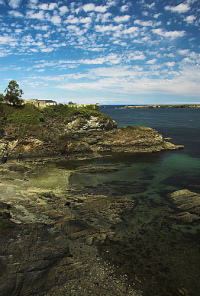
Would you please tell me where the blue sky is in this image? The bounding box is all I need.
[0,0,200,105]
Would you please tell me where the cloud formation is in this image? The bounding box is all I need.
[0,0,199,104]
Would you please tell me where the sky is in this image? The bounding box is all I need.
[0,0,200,105]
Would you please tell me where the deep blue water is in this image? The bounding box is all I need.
[100,105,200,158]
[68,106,200,296]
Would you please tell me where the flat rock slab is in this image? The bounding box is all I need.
[169,189,200,223]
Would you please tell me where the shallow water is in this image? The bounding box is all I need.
[61,107,200,295]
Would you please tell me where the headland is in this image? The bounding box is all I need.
[123,104,200,109]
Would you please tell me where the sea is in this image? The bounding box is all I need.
[67,106,200,296]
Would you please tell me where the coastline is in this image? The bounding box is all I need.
[0,161,141,296]
[123,104,200,109]
[0,107,189,296]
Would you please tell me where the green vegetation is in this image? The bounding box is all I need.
[43,103,109,120]
[4,80,23,106]
[0,93,4,102]
[0,102,112,141]
[1,103,44,125]
[0,103,110,125]
[120,126,143,131]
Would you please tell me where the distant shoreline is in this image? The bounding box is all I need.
[123,104,200,109]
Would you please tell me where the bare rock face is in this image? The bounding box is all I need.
[95,127,184,154]
[0,117,183,163]
[65,116,117,132]
[0,202,74,296]
[169,189,200,223]
[0,159,136,296]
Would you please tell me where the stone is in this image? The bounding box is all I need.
[0,224,72,296]
[169,189,200,223]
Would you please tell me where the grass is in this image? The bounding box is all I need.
[1,103,44,125]
[0,103,111,125]
[0,103,113,141]
[43,104,110,120]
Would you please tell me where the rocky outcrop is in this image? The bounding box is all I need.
[169,189,200,223]
[0,162,137,296]
[0,223,74,296]
[124,104,200,109]
[95,126,184,154]
[65,115,117,132]
[0,116,183,163]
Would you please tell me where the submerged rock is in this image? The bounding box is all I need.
[169,189,200,223]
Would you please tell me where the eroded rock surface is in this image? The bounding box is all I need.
[0,162,137,296]
[0,117,183,163]
[169,189,200,223]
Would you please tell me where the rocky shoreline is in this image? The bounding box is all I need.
[1,159,200,295]
[0,161,142,296]
[168,189,200,224]
[123,104,200,109]
[0,114,188,296]
[0,116,184,163]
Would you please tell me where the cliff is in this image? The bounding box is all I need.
[0,104,183,163]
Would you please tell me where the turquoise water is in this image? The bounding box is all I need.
[67,107,200,296]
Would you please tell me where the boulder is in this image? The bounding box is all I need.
[169,189,200,223]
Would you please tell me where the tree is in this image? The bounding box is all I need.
[4,80,24,106]
[0,93,4,103]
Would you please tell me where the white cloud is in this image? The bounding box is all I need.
[51,15,62,25]
[134,19,153,27]
[120,4,130,12]
[64,15,79,24]
[57,63,200,97]
[9,10,23,17]
[59,6,69,15]
[147,59,156,64]
[165,61,175,67]
[31,25,49,31]
[39,3,48,10]
[26,10,44,21]
[178,49,190,55]
[130,53,146,60]
[80,17,92,24]
[0,35,17,44]
[113,40,127,46]
[146,2,155,9]
[78,53,122,65]
[107,0,118,7]
[185,15,196,23]
[41,47,54,52]
[83,3,95,12]
[122,26,138,34]
[0,50,11,57]
[67,25,84,36]
[95,24,123,33]
[114,15,131,22]
[82,3,107,13]
[165,3,190,13]
[95,6,107,13]
[152,28,185,39]
[96,12,112,23]
[9,0,21,8]
[39,3,58,10]
[90,66,135,77]
[154,13,161,18]
[49,3,57,10]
